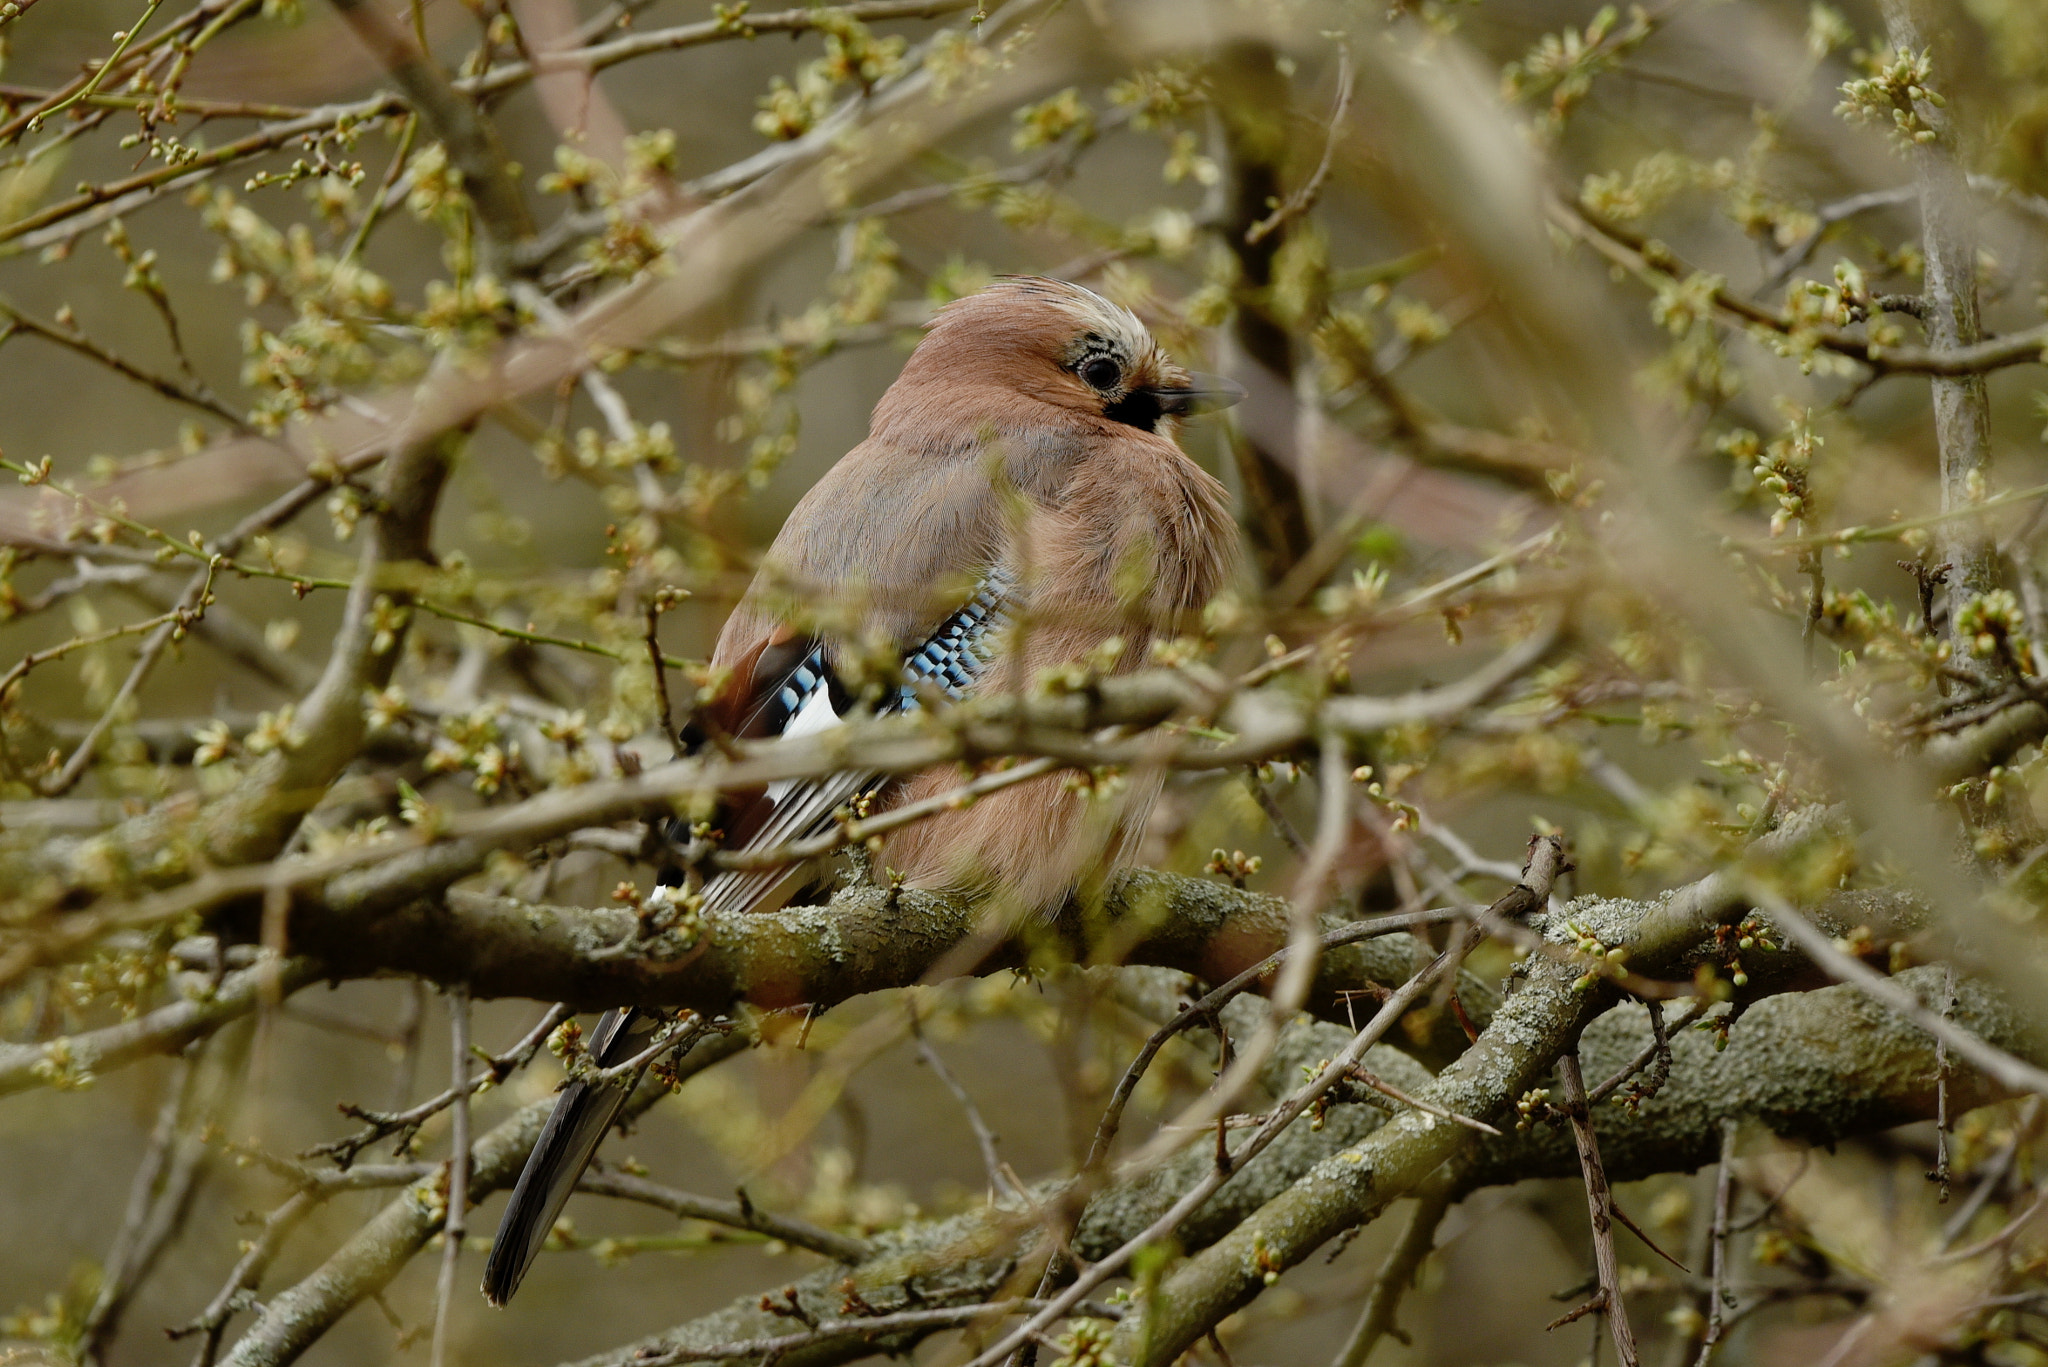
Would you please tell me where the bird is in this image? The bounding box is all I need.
[481,276,1242,1306]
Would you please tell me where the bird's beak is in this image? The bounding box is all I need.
[1145,373,1246,417]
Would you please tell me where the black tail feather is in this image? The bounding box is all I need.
[480,1008,647,1306]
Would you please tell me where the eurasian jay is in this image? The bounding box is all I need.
[481,277,1242,1305]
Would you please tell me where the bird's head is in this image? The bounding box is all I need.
[890,277,1243,434]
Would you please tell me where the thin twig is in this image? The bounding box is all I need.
[0,297,242,425]
[305,1002,567,1166]
[1934,1181,2048,1265]
[1245,767,1309,857]
[429,985,469,1367]
[578,1012,711,1086]
[1346,1066,1501,1136]
[1940,1096,2043,1249]
[1331,1185,1453,1367]
[1245,43,1353,245]
[1084,905,1470,1169]
[573,1170,873,1263]
[1587,999,1700,1106]
[1693,1119,1738,1367]
[1931,962,1956,1201]
[1557,1051,1640,1367]
[80,1033,235,1359]
[914,1015,1022,1203]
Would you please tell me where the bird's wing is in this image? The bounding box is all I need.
[696,563,1016,917]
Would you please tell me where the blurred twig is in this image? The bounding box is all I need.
[326,0,535,269]
[428,986,469,1367]
[1245,43,1352,246]
[1330,1182,1453,1367]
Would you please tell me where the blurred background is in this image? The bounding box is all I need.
[4,0,2048,1363]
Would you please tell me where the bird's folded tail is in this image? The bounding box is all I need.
[479,1007,650,1306]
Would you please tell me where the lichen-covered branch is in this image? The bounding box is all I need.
[568,959,2034,1367]
[0,957,319,1097]
[1108,812,1861,1364]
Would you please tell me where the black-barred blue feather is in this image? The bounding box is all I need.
[695,566,1014,918]
[896,564,1015,708]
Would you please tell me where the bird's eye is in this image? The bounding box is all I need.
[1080,356,1122,391]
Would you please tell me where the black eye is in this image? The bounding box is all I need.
[1080,356,1121,391]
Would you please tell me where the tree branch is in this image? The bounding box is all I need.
[0,957,319,1097]
[325,0,535,269]
[217,1033,748,1367]
[1881,0,1999,668]
[573,962,2035,1367]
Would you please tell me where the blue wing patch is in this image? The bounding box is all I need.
[894,564,1015,710]
[688,567,1017,916]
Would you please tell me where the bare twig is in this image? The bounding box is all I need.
[1934,1181,2048,1265]
[1940,1096,2042,1249]
[1245,768,1309,857]
[429,986,470,1367]
[573,1170,873,1262]
[914,1015,1022,1202]
[1587,999,1699,1106]
[1931,962,1956,1200]
[1330,1184,1453,1367]
[305,1002,567,1166]
[579,1011,710,1084]
[1346,1066,1501,1136]
[1557,1052,1640,1366]
[1684,1119,1740,1367]
[1245,44,1353,245]
[80,1027,247,1362]
[0,298,243,425]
